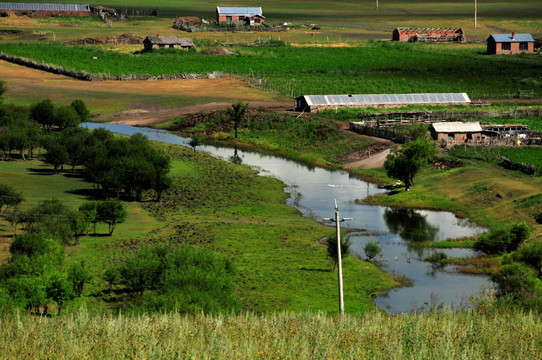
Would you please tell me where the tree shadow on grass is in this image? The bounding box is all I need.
[28,167,57,175]
[300,267,332,272]
[65,188,100,200]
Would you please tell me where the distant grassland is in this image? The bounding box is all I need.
[1,42,541,98]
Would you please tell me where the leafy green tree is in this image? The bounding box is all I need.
[384,139,438,191]
[5,275,48,313]
[189,136,203,152]
[0,183,23,215]
[46,273,74,315]
[325,234,351,271]
[226,102,248,139]
[96,199,127,236]
[61,127,91,171]
[103,267,119,294]
[10,232,64,266]
[30,99,56,131]
[43,141,69,173]
[68,210,89,245]
[491,262,541,302]
[70,99,91,123]
[364,241,383,261]
[54,105,80,130]
[68,261,92,297]
[120,247,166,295]
[79,201,98,235]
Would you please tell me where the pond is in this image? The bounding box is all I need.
[83,122,491,313]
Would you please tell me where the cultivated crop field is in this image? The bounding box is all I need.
[1,42,541,99]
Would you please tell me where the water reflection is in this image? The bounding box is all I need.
[230,146,243,165]
[384,208,439,243]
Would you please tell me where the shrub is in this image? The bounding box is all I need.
[535,211,542,224]
[474,222,530,254]
[425,251,448,262]
[364,241,382,261]
[490,263,541,303]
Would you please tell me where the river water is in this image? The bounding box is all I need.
[83,123,491,313]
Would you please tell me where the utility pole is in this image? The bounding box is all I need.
[323,200,352,315]
[474,0,477,28]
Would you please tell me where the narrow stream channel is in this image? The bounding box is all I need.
[83,123,492,313]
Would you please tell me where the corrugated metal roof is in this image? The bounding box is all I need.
[216,6,262,16]
[0,3,89,11]
[488,34,534,43]
[432,122,482,133]
[145,36,194,47]
[300,93,471,107]
[396,27,463,35]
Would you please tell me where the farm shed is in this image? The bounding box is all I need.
[143,36,195,52]
[0,2,90,16]
[296,93,471,113]
[487,33,535,54]
[431,122,482,143]
[392,28,465,42]
[216,6,264,26]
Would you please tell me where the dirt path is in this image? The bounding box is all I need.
[335,121,396,169]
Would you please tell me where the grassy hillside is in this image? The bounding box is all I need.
[1,308,541,359]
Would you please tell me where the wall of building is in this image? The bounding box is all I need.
[488,40,534,54]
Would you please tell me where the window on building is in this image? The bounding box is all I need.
[448,134,454,141]
[501,42,511,51]
[519,42,528,51]
[226,16,232,22]
[238,16,244,21]
[254,18,260,23]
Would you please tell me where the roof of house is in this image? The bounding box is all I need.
[432,122,482,133]
[487,34,534,43]
[144,36,194,47]
[0,2,89,11]
[216,6,262,16]
[298,93,471,107]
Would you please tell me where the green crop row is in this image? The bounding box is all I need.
[0,41,541,98]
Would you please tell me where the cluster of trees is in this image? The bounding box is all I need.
[103,246,238,314]
[40,128,171,200]
[6,198,127,242]
[0,82,171,201]
[0,232,92,315]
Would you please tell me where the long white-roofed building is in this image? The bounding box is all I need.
[296,93,471,113]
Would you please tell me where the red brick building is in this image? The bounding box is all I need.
[392,27,465,42]
[0,3,90,17]
[216,6,264,26]
[487,33,535,54]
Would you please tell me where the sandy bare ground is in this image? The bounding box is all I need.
[107,101,294,126]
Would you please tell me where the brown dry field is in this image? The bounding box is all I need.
[0,59,288,118]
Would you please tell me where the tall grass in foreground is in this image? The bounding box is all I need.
[1,308,541,359]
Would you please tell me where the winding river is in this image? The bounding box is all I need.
[83,123,491,313]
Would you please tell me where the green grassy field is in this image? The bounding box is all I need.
[1,308,541,359]
[1,42,540,99]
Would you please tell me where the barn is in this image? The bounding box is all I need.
[0,2,90,17]
[296,93,471,113]
[430,122,483,143]
[487,33,535,54]
[392,28,465,42]
[216,6,264,26]
[143,36,195,52]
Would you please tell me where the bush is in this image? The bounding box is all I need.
[425,251,448,262]
[474,222,530,254]
[491,262,542,303]
[364,241,382,261]
[535,211,542,224]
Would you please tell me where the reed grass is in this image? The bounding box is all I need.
[1,307,541,359]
